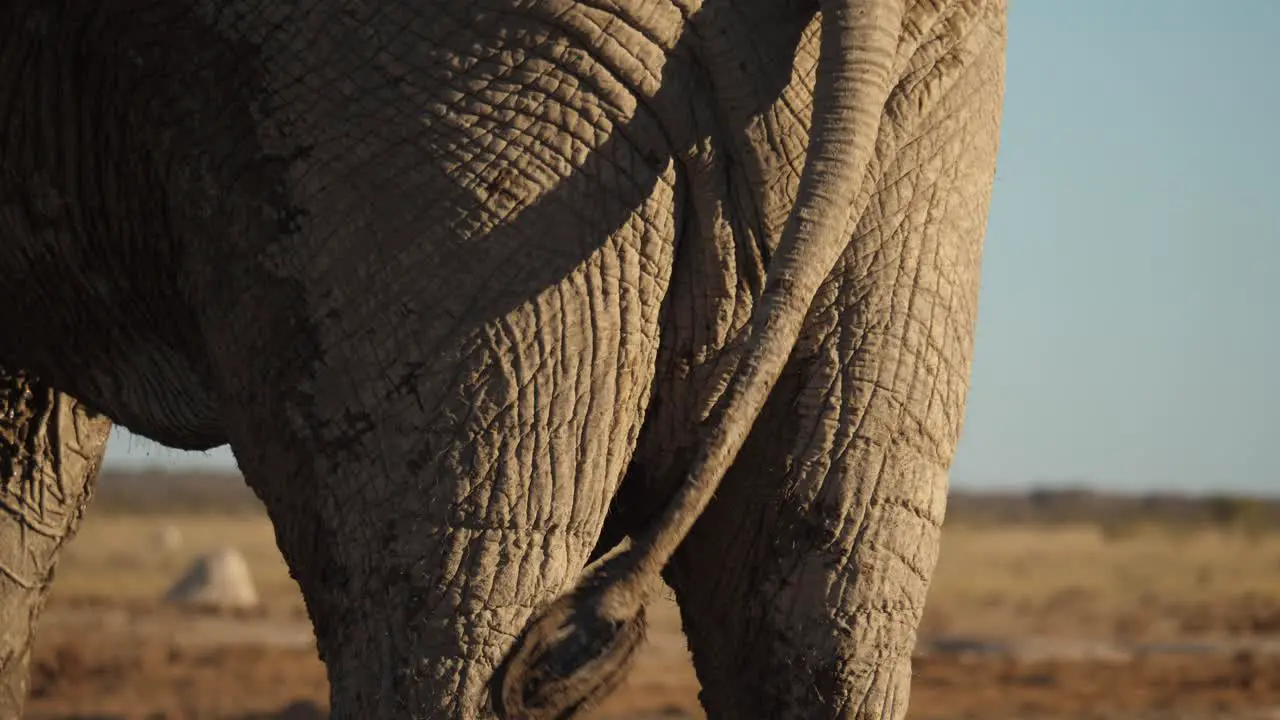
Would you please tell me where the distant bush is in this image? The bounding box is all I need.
[1204,494,1265,528]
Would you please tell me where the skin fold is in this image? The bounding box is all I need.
[0,1,1005,718]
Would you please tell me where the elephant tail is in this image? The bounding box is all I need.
[494,1,904,717]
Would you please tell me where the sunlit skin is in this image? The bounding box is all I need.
[0,1,1005,717]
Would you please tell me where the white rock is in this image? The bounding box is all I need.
[155,524,184,552]
[164,547,260,610]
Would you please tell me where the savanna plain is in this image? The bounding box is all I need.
[25,472,1280,720]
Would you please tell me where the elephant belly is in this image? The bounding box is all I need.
[73,340,227,451]
[0,254,228,454]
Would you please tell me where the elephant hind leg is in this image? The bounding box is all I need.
[0,371,111,717]
[666,386,953,719]
[668,10,1005,714]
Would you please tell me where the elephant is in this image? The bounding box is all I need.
[0,0,1006,718]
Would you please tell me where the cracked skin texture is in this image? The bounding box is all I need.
[0,371,110,719]
[0,1,1004,718]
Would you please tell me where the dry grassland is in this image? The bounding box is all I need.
[24,513,1280,719]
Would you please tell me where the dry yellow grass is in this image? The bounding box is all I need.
[53,514,695,609]
[52,514,301,607]
[54,514,1280,633]
[30,513,1280,719]
[935,524,1280,601]
[923,524,1280,640]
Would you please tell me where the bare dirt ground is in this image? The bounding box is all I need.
[25,514,1280,719]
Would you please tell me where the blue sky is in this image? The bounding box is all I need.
[106,1,1279,496]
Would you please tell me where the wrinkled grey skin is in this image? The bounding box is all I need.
[0,0,1005,718]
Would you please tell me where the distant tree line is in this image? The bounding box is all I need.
[89,470,1280,532]
[92,469,266,515]
[946,487,1279,533]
